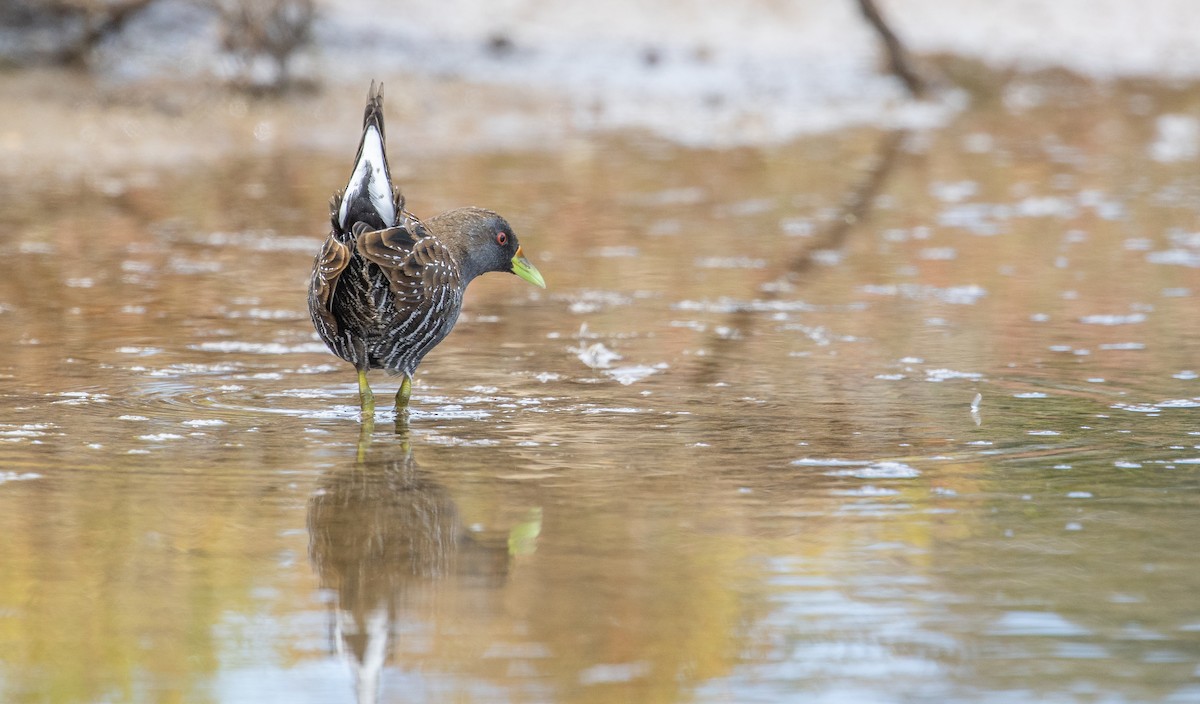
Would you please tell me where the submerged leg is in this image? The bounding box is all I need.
[393,410,411,443]
[356,412,375,463]
[394,374,412,414]
[357,369,375,418]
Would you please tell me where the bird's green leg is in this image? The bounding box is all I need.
[395,374,412,414]
[357,369,375,418]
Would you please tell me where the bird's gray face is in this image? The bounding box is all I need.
[451,210,545,288]
[465,214,519,274]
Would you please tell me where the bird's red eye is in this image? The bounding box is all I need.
[496,232,508,246]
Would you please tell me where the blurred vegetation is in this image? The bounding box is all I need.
[0,0,931,97]
[0,0,156,66]
[0,0,315,92]
[210,0,315,92]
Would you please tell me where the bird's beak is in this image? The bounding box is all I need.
[511,245,546,288]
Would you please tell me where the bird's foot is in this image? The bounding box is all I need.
[357,369,375,420]
[394,375,412,415]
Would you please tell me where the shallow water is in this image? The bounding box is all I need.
[2,73,1200,703]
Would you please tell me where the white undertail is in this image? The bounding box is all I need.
[337,124,396,229]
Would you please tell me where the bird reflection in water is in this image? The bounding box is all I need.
[307,422,541,703]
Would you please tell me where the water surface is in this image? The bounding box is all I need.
[1,72,1199,703]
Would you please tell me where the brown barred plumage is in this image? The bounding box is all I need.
[308,83,545,416]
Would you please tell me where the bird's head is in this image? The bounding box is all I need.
[430,207,545,288]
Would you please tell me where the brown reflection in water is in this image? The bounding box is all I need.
[0,65,1199,703]
[308,424,531,702]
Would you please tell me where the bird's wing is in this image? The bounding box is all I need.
[308,232,352,335]
[337,82,399,231]
[355,225,459,311]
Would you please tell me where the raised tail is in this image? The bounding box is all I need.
[336,81,397,232]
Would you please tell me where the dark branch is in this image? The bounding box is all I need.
[857,0,926,99]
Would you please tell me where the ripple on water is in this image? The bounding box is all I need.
[141,362,245,378]
[1111,403,1164,414]
[694,256,768,269]
[220,308,308,321]
[188,341,330,354]
[861,283,987,305]
[423,434,502,447]
[267,388,343,400]
[924,368,984,383]
[1079,313,1147,325]
[791,458,921,479]
[572,342,622,370]
[408,406,493,421]
[1155,398,1200,408]
[193,231,320,252]
[115,346,163,356]
[831,485,901,497]
[1148,249,1200,267]
[113,374,337,424]
[559,290,635,315]
[181,419,228,428]
[138,433,186,443]
[605,364,665,385]
[0,423,54,442]
[587,246,639,258]
[673,298,819,314]
[986,611,1092,637]
[51,391,111,406]
[832,462,921,479]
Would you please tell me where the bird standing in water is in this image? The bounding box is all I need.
[308,83,545,417]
